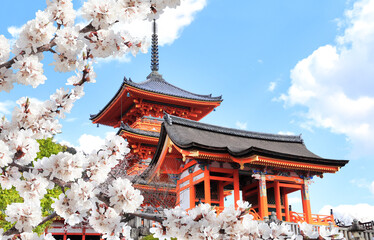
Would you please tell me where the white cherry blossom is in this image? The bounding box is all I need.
[52,193,85,226]
[0,35,10,63]
[108,178,143,213]
[0,140,14,167]
[12,55,47,88]
[46,0,76,26]
[0,167,21,190]
[81,0,118,29]
[12,10,56,55]
[36,152,84,182]
[15,171,52,201]
[55,26,83,58]
[5,202,42,232]
[0,67,15,92]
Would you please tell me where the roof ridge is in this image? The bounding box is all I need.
[123,72,222,101]
[164,114,303,143]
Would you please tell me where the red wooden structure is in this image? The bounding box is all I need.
[141,114,348,225]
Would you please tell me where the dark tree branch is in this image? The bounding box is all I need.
[4,212,58,236]
[126,212,164,223]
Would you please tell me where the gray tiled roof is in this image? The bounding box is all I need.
[124,72,222,102]
[159,114,349,166]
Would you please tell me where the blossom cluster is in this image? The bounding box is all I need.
[151,201,345,240]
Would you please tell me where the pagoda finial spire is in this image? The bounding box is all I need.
[151,19,159,72]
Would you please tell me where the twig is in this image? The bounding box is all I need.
[4,212,58,236]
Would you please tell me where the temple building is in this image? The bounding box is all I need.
[88,20,349,225]
[140,114,348,224]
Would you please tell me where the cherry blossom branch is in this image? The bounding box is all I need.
[3,212,58,236]
[126,212,164,223]
[0,21,98,70]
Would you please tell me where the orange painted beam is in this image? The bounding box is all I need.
[243,182,258,192]
[265,175,303,183]
[180,160,198,173]
[210,176,234,182]
[148,136,171,182]
[243,188,258,197]
[177,169,204,186]
[279,183,303,189]
[256,156,340,173]
[210,167,235,174]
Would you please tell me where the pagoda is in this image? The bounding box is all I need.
[90,20,222,207]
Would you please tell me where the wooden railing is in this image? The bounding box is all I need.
[311,213,335,225]
[290,211,306,223]
[249,208,261,220]
[289,211,335,225]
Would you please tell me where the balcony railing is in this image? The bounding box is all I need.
[290,211,335,225]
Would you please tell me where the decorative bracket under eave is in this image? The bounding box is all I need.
[231,155,259,169]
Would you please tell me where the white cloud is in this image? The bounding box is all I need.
[7,25,23,46]
[236,121,247,130]
[268,81,277,92]
[351,178,374,195]
[278,131,295,136]
[0,100,15,115]
[280,0,374,155]
[107,0,206,62]
[65,118,77,122]
[77,131,116,154]
[319,204,374,225]
[8,25,23,39]
[257,59,263,64]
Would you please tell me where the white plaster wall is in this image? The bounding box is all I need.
[180,188,190,210]
[193,172,204,182]
[179,179,189,188]
[180,168,190,179]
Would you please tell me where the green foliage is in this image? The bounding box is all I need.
[142,235,177,240]
[0,187,23,231]
[0,138,65,233]
[142,235,159,240]
[36,138,66,160]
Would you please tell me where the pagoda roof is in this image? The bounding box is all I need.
[117,122,160,138]
[90,72,222,127]
[147,114,349,170]
[125,72,222,102]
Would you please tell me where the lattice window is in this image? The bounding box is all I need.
[195,182,205,200]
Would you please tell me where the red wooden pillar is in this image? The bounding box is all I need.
[189,174,195,208]
[274,181,282,220]
[301,179,312,223]
[233,169,240,209]
[204,168,211,205]
[82,227,86,240]
[218,181,224,207]
[176,184,180,206]
[284,193,290,222]
[258,174,268,219]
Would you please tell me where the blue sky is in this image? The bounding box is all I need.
[1,0,374,222]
